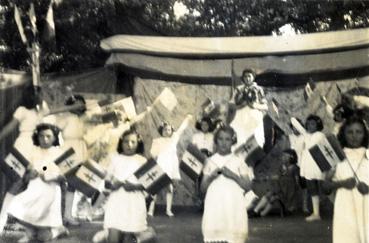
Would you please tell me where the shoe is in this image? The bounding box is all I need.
[65,218,81,226]
[166,211,174,217]
[17,235,33,243]
[92,229,108,243]
[305,214,321,222]
[147,212,154,217]
[51,226,70,239]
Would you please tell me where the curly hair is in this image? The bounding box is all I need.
[213,125,237,146]
[32,123,61,147]
[337,117,369,148]
[158,122,174,137]
[305,114,324,132]
[117,128,145,155]
[195,117,215,133]
[65,94,87,114]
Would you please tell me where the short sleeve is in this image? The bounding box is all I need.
[13,106,27,122]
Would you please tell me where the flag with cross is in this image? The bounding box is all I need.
[309,134,346,172]
[54,147,80,175]
[67,160,107,198]
[1,147,30,181]
[234,134,266,166]
[134,158,172,195]
[180,143,207,182]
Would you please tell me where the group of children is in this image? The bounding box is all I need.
[0,68,368,243]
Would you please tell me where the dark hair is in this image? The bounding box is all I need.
[333,104,354,121]
[65,94,87,114]
[213,125,237,145]
[282,149,298,165]
[337,117,369,148]
[23,85,43,109]
[158,122,174,136]
[305,114,324,132]
[195,117,215,133]
[242,69,256,79]
[32,123,61,147]
[117,128,144,154]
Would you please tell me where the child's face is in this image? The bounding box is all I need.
[121,133,139,155]
[38,129,56,149]
[333,108,344,122]
[162,125,173,137]
[242,72,254,86]
[200,121,210,132]
[344,122,365,148]
[216,130,233,155]
[306,119,318,133]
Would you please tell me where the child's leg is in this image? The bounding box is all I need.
[166,184,174,217]
[254,192,272,213]
[147,195,157,216]
[260,202,273,216]
[64,189,80,225]
[305,180,320,221]
[108,228,122,243]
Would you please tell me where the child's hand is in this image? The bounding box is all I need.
[27,169,39,180]
[221,167,236,180]
[122,181,143,192]
[340,177,356,189]
[357,181,369,195]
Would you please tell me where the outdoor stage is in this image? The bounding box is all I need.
[1,209,332,243]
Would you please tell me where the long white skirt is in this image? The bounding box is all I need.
[8,178,63,228]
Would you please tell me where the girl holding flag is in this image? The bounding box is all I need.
[325,117,369,243]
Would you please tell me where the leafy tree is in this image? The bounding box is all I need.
[0,0,368,72]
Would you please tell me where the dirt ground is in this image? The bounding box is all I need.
[0,209,332,243]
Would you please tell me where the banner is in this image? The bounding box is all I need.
[54,147,80,175]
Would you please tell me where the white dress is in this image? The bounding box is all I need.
[8,146,63,228]
[333,148,369,243]
[104,153,147,233]
[191,132,214,155]
[150,136,181,180]
[202,153,251,243]
[299,131,325,180]
[289,134,304,167]
[13,104,54,160]
[57,113,88,163]
[230,105,265,152]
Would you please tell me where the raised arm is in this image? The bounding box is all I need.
[0,119,19,142]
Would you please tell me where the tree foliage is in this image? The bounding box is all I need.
[0,0,368,73]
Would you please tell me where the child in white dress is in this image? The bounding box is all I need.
[148,116,192,217]
[201,126,252,243]
[192,117,215,157]
[104,128,148,243]
[324,117,369,243]
[7,123,66,243]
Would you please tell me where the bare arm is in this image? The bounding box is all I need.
[222,167,252,192]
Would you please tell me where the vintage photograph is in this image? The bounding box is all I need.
[0,0,368,242]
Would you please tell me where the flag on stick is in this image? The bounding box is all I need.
[153,87,178,112]
[54,147,81,175]
[67,160,107,198]
[43,0,56,46]
[309,134,345,172]
[134,158,172,195]
[14,5,27,44]
[234,134,265,166]
[180,144,207,181]
[1,147,30,181]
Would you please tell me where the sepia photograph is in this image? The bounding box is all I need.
[0,0,368,242]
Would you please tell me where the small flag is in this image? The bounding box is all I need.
[14,5,27,44]
[201,98,219,119]
[155,88,178,112]
[304,82,314,100]
[271,98,279,117]
[134,158,172,195]
[28,3,37,35]
[1,147,30,181]
[234,134,265,166]
[180,144,207,181]
[100,97,137,121]
[309,134,346,172]
[43,0,55,45]
[67,160,107,198]
[54,147,80,175]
